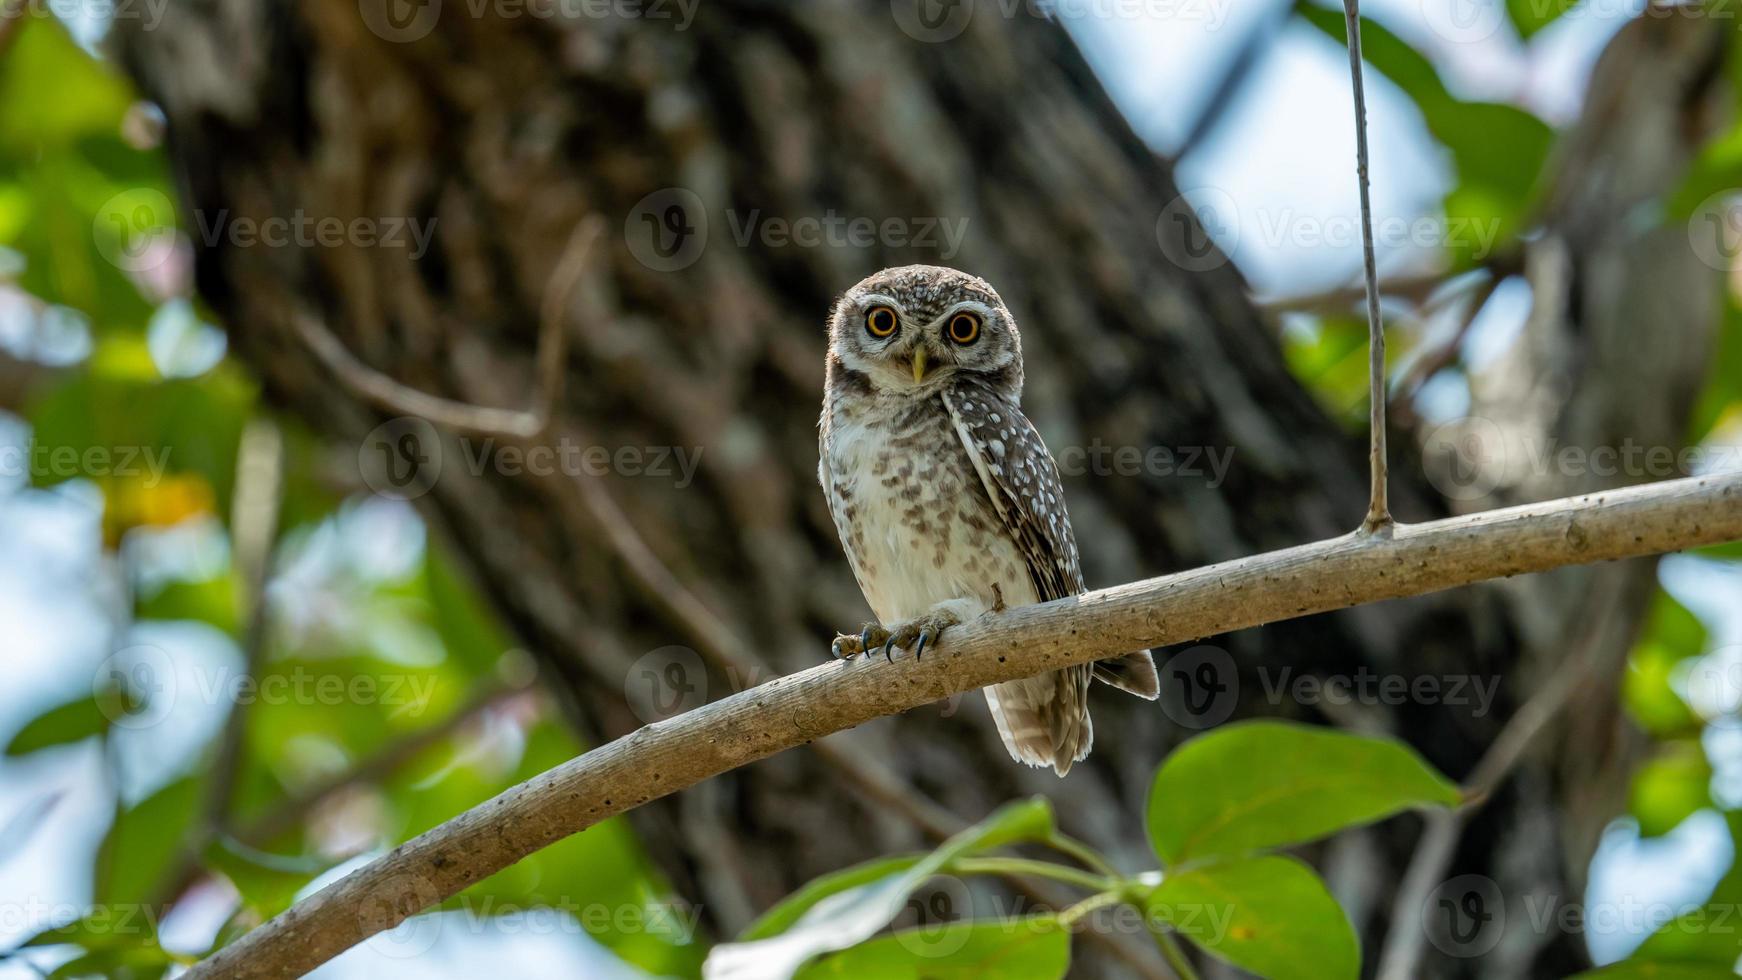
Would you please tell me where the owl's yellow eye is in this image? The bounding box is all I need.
[946,312,981,346]
[865,306,899,338]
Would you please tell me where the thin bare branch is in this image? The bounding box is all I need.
[184,472,1742,979]
[291,216,603,439]
[1342,0,1392,532]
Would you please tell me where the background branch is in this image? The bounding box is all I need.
[185,472,1742,979]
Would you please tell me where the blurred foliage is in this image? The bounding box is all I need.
[0,15,697,979]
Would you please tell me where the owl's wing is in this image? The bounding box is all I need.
[942,386,1160,704]
[939,388,1084,602]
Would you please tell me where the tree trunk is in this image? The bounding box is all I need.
[112,3,1725,975]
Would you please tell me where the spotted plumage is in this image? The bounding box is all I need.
[818,265,1158,776]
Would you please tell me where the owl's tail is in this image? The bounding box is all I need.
[985,653,1159,777]
[985,666,1093,777]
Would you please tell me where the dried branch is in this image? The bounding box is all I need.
[291,217,602,439]
[1341,0,1392,533]
[184,472,1742,979]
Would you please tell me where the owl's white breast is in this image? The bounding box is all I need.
[821,394,1038,625]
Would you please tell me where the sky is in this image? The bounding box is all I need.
[0,0,1732,976]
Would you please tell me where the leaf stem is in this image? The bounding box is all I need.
[1152,928,1203,980]
[945,856,1118,893]
[1042,831,1120,880]
[1057,889,1126,929]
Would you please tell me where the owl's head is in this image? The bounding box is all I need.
[828,265,1023,396]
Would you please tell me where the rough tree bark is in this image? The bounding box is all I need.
[111,3,1726,976]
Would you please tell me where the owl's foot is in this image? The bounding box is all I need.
[879,608,962,663]
[831,623,891,660]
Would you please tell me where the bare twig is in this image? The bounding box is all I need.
[202,417,285,831]
[1393,272,1501,418]
[1374,573,1623,980]
[155,419,285,908]
[1342,0,1392,532]
[183,472,1742,979]
[292,217,603,439]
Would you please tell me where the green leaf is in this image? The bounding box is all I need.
[1625,590,1710,737]
[96,776,200,908]
[712,798,1056,977]
[45,943,173,980]
[5,694,112,755]
[1629,742,1713,838]
[1147,721,1459,864]
[1505,0,1577,39]
[794,917,1069,979]
[1148,855,1359,980]
[742,856,928,942]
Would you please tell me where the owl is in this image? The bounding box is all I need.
[818,265,1159,776]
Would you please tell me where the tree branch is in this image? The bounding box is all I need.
[185,471,1742,979]
[290,217,601,439]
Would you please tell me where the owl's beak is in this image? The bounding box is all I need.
[910,348,929,383]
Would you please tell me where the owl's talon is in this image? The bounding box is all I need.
[832,623,890,660]
[882,636,897,663]
[914,629,931,660]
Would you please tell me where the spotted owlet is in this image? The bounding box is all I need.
[818,265,1159,776]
